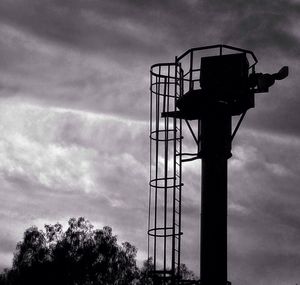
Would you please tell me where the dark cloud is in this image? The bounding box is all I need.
[0,0,169,58]
[1,0,297,58]
[226,128,300,284]
[209,0,300,54]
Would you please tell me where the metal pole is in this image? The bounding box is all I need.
[200,102,231,285]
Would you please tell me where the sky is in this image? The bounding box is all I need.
[0,0,299,284]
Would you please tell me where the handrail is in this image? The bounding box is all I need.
[176,44,258,65]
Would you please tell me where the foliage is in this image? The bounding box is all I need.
[0,217,197,284]
[179,263,197,281]
[138,257,154,285]
[138,257,197,284]
[0,217,139,285]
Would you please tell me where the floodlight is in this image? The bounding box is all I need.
[249,66,289,93]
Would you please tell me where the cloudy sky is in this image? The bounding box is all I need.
[0,0,299,284]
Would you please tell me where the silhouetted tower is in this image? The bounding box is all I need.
[148,45,288,285]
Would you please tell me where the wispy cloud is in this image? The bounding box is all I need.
[0,100,149,269]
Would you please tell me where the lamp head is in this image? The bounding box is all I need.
[273,66,289,80]
[249,66,289,93]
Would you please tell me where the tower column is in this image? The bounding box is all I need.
[200,102,232,285]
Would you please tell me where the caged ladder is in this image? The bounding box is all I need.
[148,62,184,284]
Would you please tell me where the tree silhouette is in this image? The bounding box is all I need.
[139,257,154,284]
[138,257,197,284]
[0,217,139,285]
[0,217,197,284]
